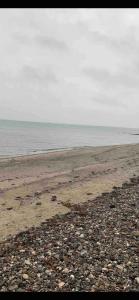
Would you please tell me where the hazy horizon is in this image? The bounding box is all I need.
[0,9,139,128]
[0,117,139,130]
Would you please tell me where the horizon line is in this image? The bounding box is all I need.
[0,118,138,130]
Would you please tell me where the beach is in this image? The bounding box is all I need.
[0,143,139,292]
[0,143,139,242]
[1,8,139,292]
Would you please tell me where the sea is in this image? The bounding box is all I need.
[0,119,139,157]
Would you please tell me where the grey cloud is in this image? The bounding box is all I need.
[21,65,58,83]
[84,27,138,55]
[1,9,139,128]
[13,32,68,51]
[34,35,68,51]
[91,93,127,109]
[83,68,110,82]
[83,67,139,89]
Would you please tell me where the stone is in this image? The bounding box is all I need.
[22,274,29,280]
[96,242,101,246]
[70,224,74,229]
[127,261,132,266]
[9,276,15,281]
[17,288,24,292]
[45,270,52,276]
[89,274,95,279]
[102,267,108,272]
[70,274,75,280]
[80,250,87,257]
[51,195,57,202]
[62,268,69,274]
[80,234,84,238]
[133,231,139,237]
[75,231,80,236]
[116,265,124,271]
[107,263,112,268]
[25,259,31,265]
[9,284,18,291]
[58,281,65,288]
[110,204,115,208]
[1,287,7,292]
[135,277,139,284]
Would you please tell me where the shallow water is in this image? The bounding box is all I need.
[0,119,138,156]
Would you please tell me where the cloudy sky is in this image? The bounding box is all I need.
[0,8,139,128]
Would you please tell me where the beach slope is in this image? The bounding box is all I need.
[0,143,139,241]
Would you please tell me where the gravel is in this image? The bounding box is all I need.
[0,176,139,292]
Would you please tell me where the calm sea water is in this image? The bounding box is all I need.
[0,119,139,156]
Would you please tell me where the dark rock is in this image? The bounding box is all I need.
[51,195,57,202]
[109,204,116,208]
[34,191,41,196]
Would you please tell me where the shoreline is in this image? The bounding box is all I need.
[0,143,139,242]
[0,142,139,160]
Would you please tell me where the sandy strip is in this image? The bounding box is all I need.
[0,143,139,241]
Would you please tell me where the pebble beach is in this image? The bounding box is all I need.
[0,176,139,292]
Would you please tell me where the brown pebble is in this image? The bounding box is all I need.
[58,281,65,288]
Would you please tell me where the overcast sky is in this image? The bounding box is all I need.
[0,9,139,128]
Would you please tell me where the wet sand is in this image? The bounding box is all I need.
[0,143,139,241]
